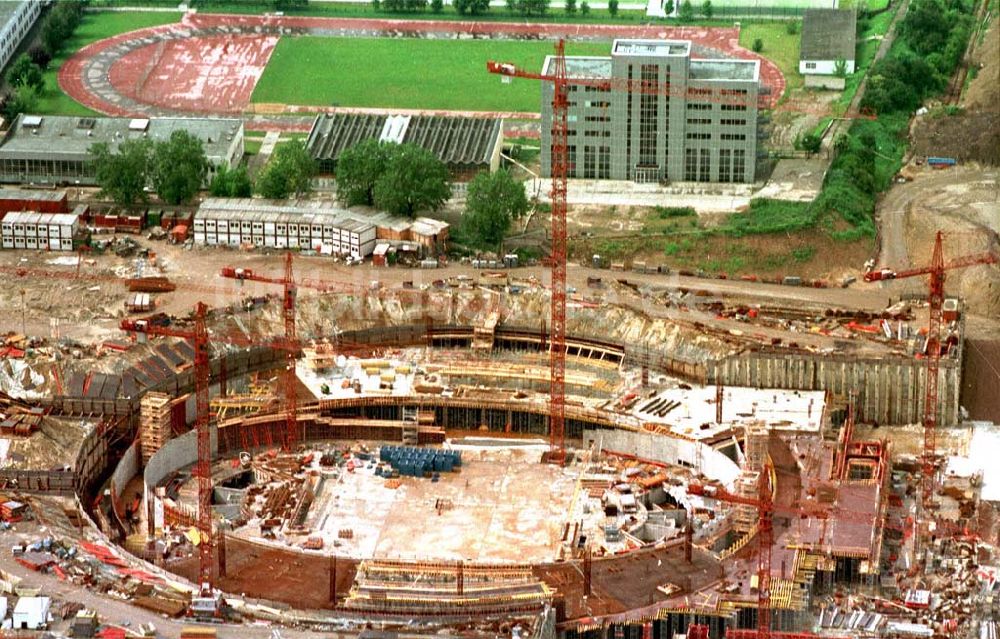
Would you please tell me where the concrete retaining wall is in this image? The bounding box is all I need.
[584,428,741,488]
[111,441,139,499]
[143,424,219,529]
[707,351,960,426]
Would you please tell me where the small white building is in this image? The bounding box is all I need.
[0,211,80,251]
[799,9,857,82]
[12,596,50,630]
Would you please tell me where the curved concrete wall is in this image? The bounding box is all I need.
[585,427,741,488]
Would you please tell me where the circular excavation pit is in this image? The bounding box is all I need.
[170,436,691,565]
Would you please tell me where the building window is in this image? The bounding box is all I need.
[720,119,747,126]
[598,146,611,179]
[687,103,712,111]
[637,64,659,167]
[583,146,596,179]
[719,149,731,183]
[720,133,747,141]
[684,149,698,181]
[686,132,711,140]
[721,104,747,112]
[805,62,817,70]
[699,149,710,182]
[733,149,746,181]
[686,118,711,125]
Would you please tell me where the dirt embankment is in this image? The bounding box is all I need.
[910,18,1000,164]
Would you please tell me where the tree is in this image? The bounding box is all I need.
[41,12,71,56]
[27,46,51,70]
[336,139,394,206]
[679,0,694,20]
[91,139,154,208]
[785,20,799,35]
[566,0,576,13]
[1,86,38,123]
[581,0,590,14]
[372,145,450,217]
[431,0,444,12]
[462,169,528,254]
[255,140,317,199]
[795,133,822,154]
[273,0,309,9]
[5,55,43,91]
[608,0,619,15]
[752,38,764,52]
[151,130,209,205]
[209,165,253,198]
[701,0,712,18]
[372,0,381,10]
[455,0,490,12]
[663,0,674,15]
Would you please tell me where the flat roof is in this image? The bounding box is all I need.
[632,385,826,440]
[689,59,760,82]
[0,114,242,162]
[1,211,78,226]
[800,9,858,62]
[543,55,612,79]
[0,188,66,202]
[612,39,691,57]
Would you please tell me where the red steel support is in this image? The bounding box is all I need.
[548,39,569,464]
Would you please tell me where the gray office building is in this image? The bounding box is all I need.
[540,39,760,184]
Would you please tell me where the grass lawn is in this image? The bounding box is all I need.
[738,22,802,93]
[252,37,609,111]
[34,11,183,116]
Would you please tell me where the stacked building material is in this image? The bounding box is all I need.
[140,393,172,463]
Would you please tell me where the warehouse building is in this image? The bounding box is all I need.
[540,39,760,184]
[0,1,42,76]
[0,114,244,186]
[193,199,377,258]
[1,211,81,251]
[799,9,857,88]
[306,113,504,179]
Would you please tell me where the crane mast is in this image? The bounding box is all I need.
[864,231,998,510]
[548,40,569,464]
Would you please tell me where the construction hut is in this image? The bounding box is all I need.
[306,113,504,180]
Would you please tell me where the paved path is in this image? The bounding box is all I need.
[59,11,784,129]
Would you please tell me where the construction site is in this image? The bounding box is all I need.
[0,206,996,639]
[0,3,997,639]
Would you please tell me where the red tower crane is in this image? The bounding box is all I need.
[220,252,300,450]
[864,231,998,507]
[121,303,216,595]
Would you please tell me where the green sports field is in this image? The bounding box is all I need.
[251,37,611,112]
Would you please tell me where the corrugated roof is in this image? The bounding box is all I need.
[0,211,78,225]
[306,113,502,168]
[800,9,857,62]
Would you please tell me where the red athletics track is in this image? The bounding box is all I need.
[59,13,784,121]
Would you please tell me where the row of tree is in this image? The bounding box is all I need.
[369,0,720,18]
[1,1,88,122]
[90,131,210,207]
[93,132,527,255]
[335,140,528,252]
[90,134,320,205]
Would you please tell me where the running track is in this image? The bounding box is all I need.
[59,12,784,131]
